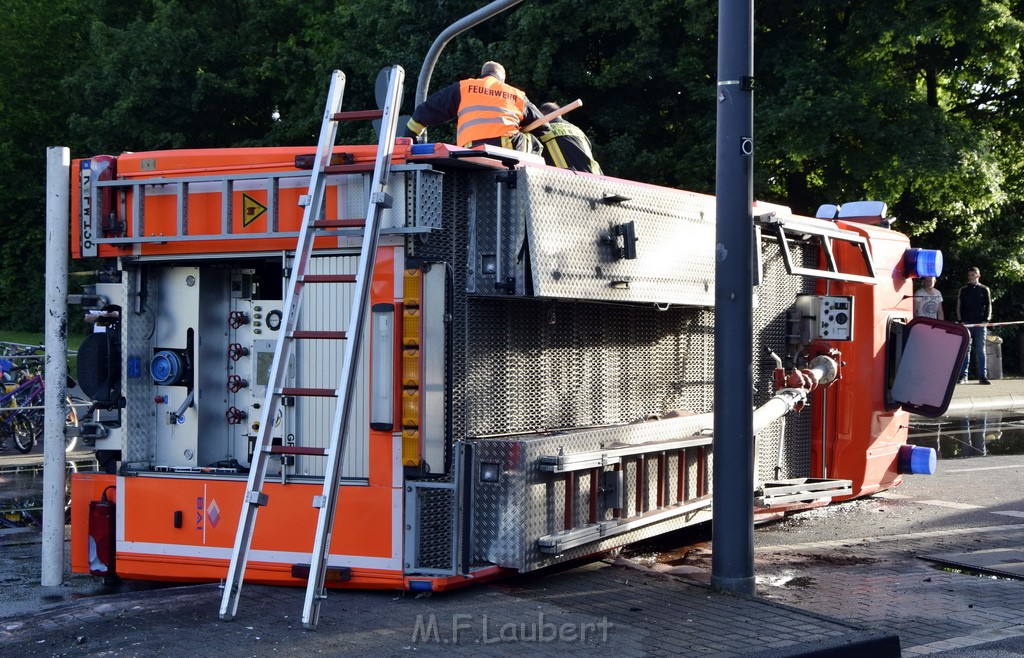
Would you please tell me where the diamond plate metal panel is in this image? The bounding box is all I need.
[467,167,717,305]
[122,267,158,466]
[409,164,817,572]
[464,175,501,295]
[753,239,816,482]
[470,414,715,571]
[462,299,712,437]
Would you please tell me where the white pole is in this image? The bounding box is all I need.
[43,146,70,586]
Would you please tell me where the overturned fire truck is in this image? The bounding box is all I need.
[62,64,967,626]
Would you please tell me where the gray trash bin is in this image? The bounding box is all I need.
[986,334,1003,380]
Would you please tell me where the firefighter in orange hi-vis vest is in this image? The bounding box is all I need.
[402,61,550,152]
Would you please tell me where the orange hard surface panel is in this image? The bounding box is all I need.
[69,472,117,574]
[119,477,395,559]
[136,186,314,236]
[811,221,912,497]
[114,146,389,176]
[367,248,399,484]
[71,144,413,259]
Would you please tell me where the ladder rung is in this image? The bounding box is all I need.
[269,445,326,456]
[299,274,357,284]
[280,387,337,397]
[312,219,365,229]
[290,330,347,340]
[332,109,384,122]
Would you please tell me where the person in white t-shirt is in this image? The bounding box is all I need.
[914,276,944,319]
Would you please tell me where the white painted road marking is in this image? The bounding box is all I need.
[903,624,1024,655]
[946,464,1024,473]
[916,499,982,510]
[759,523,1024,552]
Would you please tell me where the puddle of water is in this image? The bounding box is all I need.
[619,526,711,567]
[930,564,1020,581]
[908,411,1024,459]
[769,575,816,588]
[68,577,177,601]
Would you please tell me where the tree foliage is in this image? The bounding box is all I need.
[1,0,1023,332]
[0,0,91,330]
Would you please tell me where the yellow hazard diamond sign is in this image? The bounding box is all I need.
[242,194,267,227]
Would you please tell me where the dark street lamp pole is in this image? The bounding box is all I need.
[711,0,756,596]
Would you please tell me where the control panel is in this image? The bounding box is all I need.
[795,294,855,342]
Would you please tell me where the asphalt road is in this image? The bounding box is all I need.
[756,452,1024,548]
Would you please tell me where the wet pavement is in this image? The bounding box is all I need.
[939,376,1024,415]
[752,490,1024,656]
[908,411,1024,459]
[1,379,1024,656]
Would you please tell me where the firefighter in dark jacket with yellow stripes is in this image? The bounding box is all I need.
[537,102,603,174]
[402,61,549,152]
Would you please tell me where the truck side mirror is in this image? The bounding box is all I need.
[889,317,969,417]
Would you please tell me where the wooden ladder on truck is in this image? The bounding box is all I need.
[218,65,405,628]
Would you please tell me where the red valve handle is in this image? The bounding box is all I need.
[227,375,248,393]
[228,343,250,361]
[228,311,249,329]
[225,406,247,424]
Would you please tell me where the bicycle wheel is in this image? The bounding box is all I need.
[11,414,35,454]
[0,383,18,451]
[65,396,79,453]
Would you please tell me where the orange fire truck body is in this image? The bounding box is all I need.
[65,140,960,591]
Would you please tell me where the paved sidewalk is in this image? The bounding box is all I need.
[945,376,1024,414]
[1,380,1021,656]
[9,516,1024,657]
[0,531,896,657]
[756,522,1024,656]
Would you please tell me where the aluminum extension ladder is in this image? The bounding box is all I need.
[218,65,405,629]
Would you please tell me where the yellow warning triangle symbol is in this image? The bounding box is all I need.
[242,193,267,227]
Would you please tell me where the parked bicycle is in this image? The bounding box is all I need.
[0,348,82,454]
[0,461,78,525]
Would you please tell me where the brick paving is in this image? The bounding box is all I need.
[2,381,1023,655]
[0,548,891,657]
[754,523,1024,655]
[2,518,1019,657]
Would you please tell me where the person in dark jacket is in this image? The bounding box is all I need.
[536,102,603,174]
[401,61,549,152]
[956,266,993,384]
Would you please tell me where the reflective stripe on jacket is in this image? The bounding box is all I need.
[540,119,602,174]
[456,77,526,146]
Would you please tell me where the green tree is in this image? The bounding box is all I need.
[65,0,312,152]
[4,0,1024,344]
[755,1,1024,285]
[0,0,92,331]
